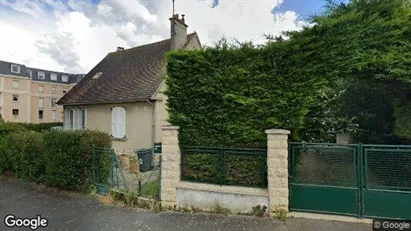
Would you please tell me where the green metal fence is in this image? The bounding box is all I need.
[362,144,411,219]
[289,142,411,220]
[92,147,128,195]
[180,146,267,188]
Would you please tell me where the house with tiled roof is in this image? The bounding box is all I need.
[58,14,201,153]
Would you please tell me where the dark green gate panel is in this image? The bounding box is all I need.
[363,190,411,220]
[363,146,411,220]
[290,184,358,216]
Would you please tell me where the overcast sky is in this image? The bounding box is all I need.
[0,0,329,74]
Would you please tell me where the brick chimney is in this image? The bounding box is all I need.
[170,14,188,50]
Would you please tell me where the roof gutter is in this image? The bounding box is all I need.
[58,98,150,106]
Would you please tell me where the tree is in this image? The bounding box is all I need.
[281,0,411,143]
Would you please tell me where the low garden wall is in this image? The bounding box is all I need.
[160,125,290,215]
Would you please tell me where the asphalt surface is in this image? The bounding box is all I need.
[0,176,371,231]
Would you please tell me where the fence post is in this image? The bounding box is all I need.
[160,125,181,208]
[265,129,290,215]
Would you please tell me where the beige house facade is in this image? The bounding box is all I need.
[0,60,82,123]
[59,14,201,153]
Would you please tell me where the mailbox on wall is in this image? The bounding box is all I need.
[154,142,162,154]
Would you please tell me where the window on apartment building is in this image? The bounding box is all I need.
[38,85,44,93]
[39,110,44,120]
[51,98,57,107]
[39,98,44,108]
[12,109,19,116]
[38,72,45,79]
[111,107,126,138]
[52,86,56,94]
[10,64,20,74]
[50,73,57,81]
[12,80,19,89]
[12,94,19,102]
[52,110,57,121]
[27,70,32,78]
[62,75,69,82]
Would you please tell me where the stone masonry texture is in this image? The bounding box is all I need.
[265,129,291,213]
[161,126,180,207]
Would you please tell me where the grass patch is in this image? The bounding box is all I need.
[139,179,160,198]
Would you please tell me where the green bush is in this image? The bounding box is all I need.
[182,152,267,187]
[43,130,111,192]
[0,131,45,180]
[0,122,27,136]
[0,129,111,193]
[166,42,324,147]
[15,122,63,132]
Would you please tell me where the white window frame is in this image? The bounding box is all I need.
[12,94,19,102]
[69,109,74,129]
[50,73,57,81]
[12,80,19,89]
[51,98,57,108]
[27,70,32,78]
[39,98,44,108]
[11,64,20,74]
[62,75,69,82]
[38,110,44,120]
[38,72,46,79]
[38,85,44,93]
[12,109,19,117]
[80,109,87,129]
[111,107,126,139]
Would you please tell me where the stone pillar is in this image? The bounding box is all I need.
[265,129,290,214]
[160,125,181,207]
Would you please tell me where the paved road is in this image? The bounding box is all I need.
[0,176,370,231]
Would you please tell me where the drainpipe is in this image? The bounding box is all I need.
[146,99,155,153]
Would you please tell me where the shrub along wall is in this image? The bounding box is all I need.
[0,130,111,193]
[166,42,326,147]
[16,122,64,132]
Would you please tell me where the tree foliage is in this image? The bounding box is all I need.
[166,0,411,146]
[166,40,326,147]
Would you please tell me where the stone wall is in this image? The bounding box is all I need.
[115,149,139,174]
[160,126,290,215]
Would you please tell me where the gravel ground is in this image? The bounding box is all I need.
[0,176,371,231]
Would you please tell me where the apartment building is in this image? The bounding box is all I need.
[0,60,83,123]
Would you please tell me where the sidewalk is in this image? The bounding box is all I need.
[0,177,371,231]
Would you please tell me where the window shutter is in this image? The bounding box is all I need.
[82,109,87,129]
[112,107,118,138]
[119,107,126,138]
[75,109,82,130]
[63,109,69,129]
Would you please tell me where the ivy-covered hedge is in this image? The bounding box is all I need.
[0,130,111,192]
[166,43,325,147]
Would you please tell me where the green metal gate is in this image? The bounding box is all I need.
[362,145,411,219]
[92,147,128,195]
[289,143,360,217]
[289,142,411,219]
